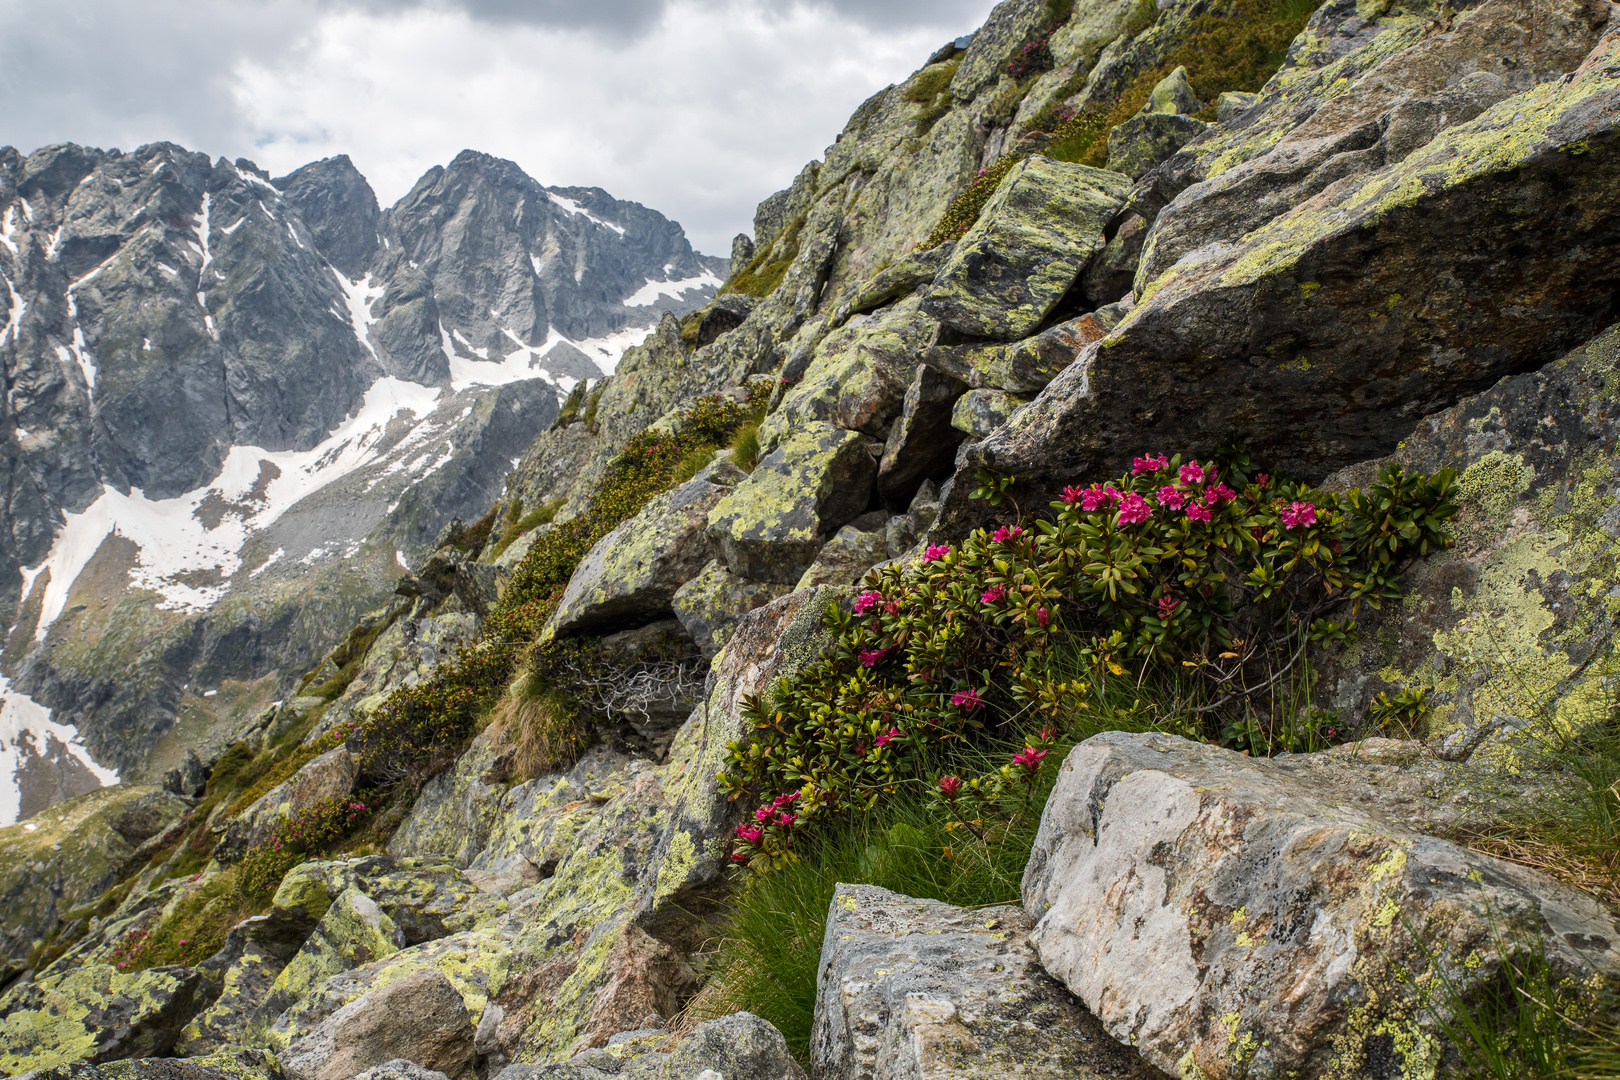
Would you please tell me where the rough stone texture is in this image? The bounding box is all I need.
[0,963,207,1072]
[0,784,188,984]
[707,423,878,584]
[1105,113,1211,179]
[541,467,742,642]
[671,560,792,660]
[1314,322,1620,758]
[925,313,1108,395]
[351,1063,450,1080]
[811,883,1158,1080]
[922,156,1130,340]
[1023,731,1620,1080]
[16,1048,286,1080]
[262,885,406,1020]
[280,968,475,1080]
[834,245,953,321]
[214,747,357,860]
[950,389,1025,439]
[491,1012,804,1080]
[876,366,968,509]
[794,524,891,591]
[943,7,1620,529]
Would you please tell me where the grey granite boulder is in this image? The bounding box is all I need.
[280,968,475,1080]
[352,1062,451,1080]
[16,1049,286,1080]
[811,883,1157,1080]
[1022,732,1620,1080]
[922,156,1130,340]
[492,1011,803,1079]
[794,523,891,591]
[1105,113,1210,180]
[950,388,1025,439]
[541,464,745,642]
[876,366,967,508]
[671,560,791,659]
[707,422,878,584]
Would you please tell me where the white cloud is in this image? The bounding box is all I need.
[0,0,1000,254]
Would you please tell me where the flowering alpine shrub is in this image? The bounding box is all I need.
[719,454,1457,867]
[237,794,372,897]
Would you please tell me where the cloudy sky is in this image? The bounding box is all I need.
[0,0,1000,254]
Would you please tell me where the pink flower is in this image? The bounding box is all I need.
[1157,595,1181,619]
[859,648,887,668]
[938,775,963,800]
[731,851,749,864]
[1117,491,1153,526]
[771,790,801,809]
[1179,461,1206,486]
[1060,485,1086,505]
[1133,453,1170,475]
[1156,485,1186,510]
[981,584,1008,604]
[875,726,901,748]
[1186,500,1212,523]
[1255,473,1271,489]
[775,811,797,827]
[1206,482,1236,504]
[754,806,772,823]
[1012,746,1049,773]
[1280,501,1318,530]
[1037,606,1050,628]
[735,824,763,844]
[924,543,951,562]
[1081,485,1122,512]
[952,688,984,710]
[854,590,883,615]
[991,525,1024,543]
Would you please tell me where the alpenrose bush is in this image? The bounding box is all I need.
[720,453,1458,868]
[237,794,372,897]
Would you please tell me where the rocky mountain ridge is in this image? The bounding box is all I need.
[4,0,1620,1077]
[1,143,724,820]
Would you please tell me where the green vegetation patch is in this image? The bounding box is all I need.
[724,217,806,298]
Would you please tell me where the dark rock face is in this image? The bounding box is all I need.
[274,155,381,277]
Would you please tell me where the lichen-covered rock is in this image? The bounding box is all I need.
[922,156,1130,340]
[671,560,791,659]
[925,313,1108,395]
[0,784,190,984]
[214,747,357,861]
[262,885,406,1020]
[944,12,1620,526]
[950,388,1025,439]
[16,1048,286,1080]
[707,423,878,584]
[1317,322,1620,756]
[541,467,743,643]
[811,883,1155,1080]
[0,963,207,1072]
[1105,113,1210,179]
[834,245,953,321]
[350,1062,450,1080]
[175,918,289,1055]
[794,524,890,590]
[491,1011,803,1080]
[280,968,476,1080]
[1022,731,1620,1080]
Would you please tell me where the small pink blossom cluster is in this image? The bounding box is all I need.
[980,584,1008,604]
[923,543,951,562]
[991,524,1025,543]
[951,687,984,710]
[853,590,884,615]
[859,647,888,668]
[874,726,901,749]
[1133,453,1170,475]
[1012,746,1049,773]
[733,790,803,863]
[1280,501,1318,530]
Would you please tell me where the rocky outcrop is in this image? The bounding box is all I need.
[17,1048,286,1080]
[811,883,1156,1080]
[493,1012,804,1080]
[281,968,476,1080]
[1022,732,1620,1080]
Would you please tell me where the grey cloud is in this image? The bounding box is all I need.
[348,0,994,37]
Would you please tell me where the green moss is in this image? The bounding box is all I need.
[904,56,965,136]
[723,216,805,298]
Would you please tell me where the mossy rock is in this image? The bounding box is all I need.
[0,962,207,1072]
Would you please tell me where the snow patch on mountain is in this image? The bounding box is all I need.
[547,193,625,236]
[624,269,724,307]
[0,676,117,827]
[22,377,445,634]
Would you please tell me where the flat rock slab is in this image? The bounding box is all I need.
[922,156,1129,340]
[1022,732,1620,1080]
[810,883,1161,1080]
[494,1011,804,1079]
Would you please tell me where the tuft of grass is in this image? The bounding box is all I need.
[904,55,964,136]
[110,869,261,972]
[723,217,805,299]
[490,497,564,560]
[670,447,718,487]
[729,424,762,473]
[485,664,593,782]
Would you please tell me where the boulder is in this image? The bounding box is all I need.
[540,466,744,643]
[262,886,406,1019]
[922,156,1130,340]
[837,243,953,320]
[1215,91,1258,122]
[810,883,1156,1080]
[794,523,891,590]
[690,295,756,348]
[1105,113,1210,180]
[925,312,1108,395]
[876,365,967,508]
[1144,65,1204,115]
[671,560,792,659]
[176,918,289,1055]
[280,968,475,1080]
[1022,732,1620,1080]
[0,963,208,1071]
[491,1011,803,1080]
[943,15,1620,526]
[950,388,1025,439]
[15,1048,286,1080]
[707,422,878,584]
[214,747,358,861]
